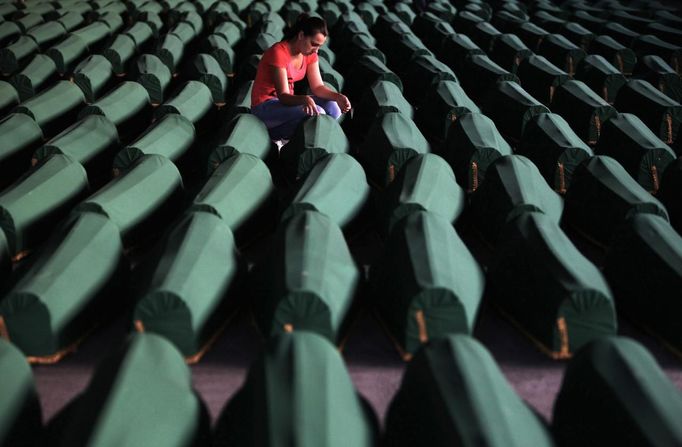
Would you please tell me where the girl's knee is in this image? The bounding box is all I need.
[324,101,342,119]
[316,105,326,115]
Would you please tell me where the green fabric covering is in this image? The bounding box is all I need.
[633,55,682,104]
[459,54,519,101]
[518,113,593,192]
[155,81,214,135]
[415,80,479,144]
[347,79,413,140]
[469,21,503,54]
[602,22,640,47]
[0,338,42,446]
[470,155,563,244]
[490,33,532,73]
[168,22,197,46]
[133,211,238,357]
[603,214,682,350]
[207,113,270,171]
[214,331,377,446]
[385,335,554,446]
[360,111,430,187]
[15,14,44,33]
[317,45,335,66]
[0,154,89,255]
[72,55,114,104]
[372,212,482,356]
[516,21,549,50]
[0,21,21,48]
[595,113,676,192]
[614,79,682,153]
[488,211,615,356]
[282,115,350,182]
[124,21,153,51]
[318,57,344,92]
[344,54,403,101]
[384,32,432,75]
[439,112,513,193]
[204,34,236,76]
[157,33,185,74]
[135,53,172,105]
[413,12,454,51]
[78,81,151,141]
[96,11,123,34]
[55,333,209,446]
[0,211,124,357]
[46,34,88,75]
[76,154,183,245]
[10,54,57,102]
[251,210,358,342]
[0,80,19,116]
[590,35,637,75]
[380,154,464,234]
[114,113,194,173]
[102,34,136,75]
[553,337,682,446]
[225,80,253,119]
[575,55,627,103]
[533,10,566,32]
[35,114,119,183]
[0,113,44,190]
[632,34,681,74]
[394,1,415,24]
[0,228,9,285]
[658,157,682,235]
[647,22,682,47]
[336,32,386,74]
[439,34,484,74]
[550,80,618,144]
[0,35,39,76]
[563,156,669,247]
[186,53,227,104]
[481,80,550,141]
[537,33,585,75]
[517,54,570,106]
[191,153,274,242]
[14,80,86,138]
[562,22,594,50]
[282,153,369,228]
[400,54,457,106]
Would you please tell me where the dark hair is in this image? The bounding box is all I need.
[282,13,328,41]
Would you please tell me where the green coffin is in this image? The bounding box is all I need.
[282,114,350,182]
[0,113,44,190]
[384,31,432,75]
[282,153,369,228]
[384,335,554,446]
[71,21,111,51]
[72,55,115,104]
[0,35,39,76]
[595,113,676,193]
[360,111,430,187]
[415,79,479,145]
[34,114,120,184]
[490,33,533,73]
[459,54,519,101]
[213,21,242,47]
[191,153,275,243]
[412,12,454,51]
[55,333,210,446]
[224,80,253,120]
[602,22,640,47]
[537,33,585,75]
[470,155,563,244]
[186,53,227,104]
[124,21,154,52]
[335,32,386,74]
[204,34,235,76]
[481,80,550,142]
[562,22,594,50]
[155,80,215,135]
[488,211,616,357]
[603,213,682,350]
[590,35,637,75]
[10,54,57,102]
[372,212,483,357]
[78,81,152,142]
[76,154,183,246]
[439,112,513,193]
[380,154,464,234]
[0,154,89,256]
[394,1,415,24]
[550,80,618,144]
[563,155,669,247]
[0,228,9,285]
[516,21,549,50]
[214,332,378,446]
[518,113,593,192]
[134,53,172,105]
[319,56,344,92]
[102,34,136,75]
[156,33,185,74]
[114,113,195,174]
[206,113,271,171]
[516,54,570,106]
[574,54,627,103]
[45,33,88,75]
[400,54,457,106]
[251,210,359,343]
[553,337,682,446]
[14,80,86,138]
[344,54,403,101]
[345,79,413,141]
[0,211,124,359]
[614,79,682,153]
[133,211,238,358]
[631,34,681,74]
[633,55,682,103]
[0,339,42,446]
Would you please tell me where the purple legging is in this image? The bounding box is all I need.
[251,96,341,140]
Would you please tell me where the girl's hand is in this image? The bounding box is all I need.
[303,96,319,115]
[336,94,351,113]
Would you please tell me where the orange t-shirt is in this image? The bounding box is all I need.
[251,41,319,107]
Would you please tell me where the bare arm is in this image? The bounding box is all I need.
[307,61,351,113]
[271,65,318,115]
